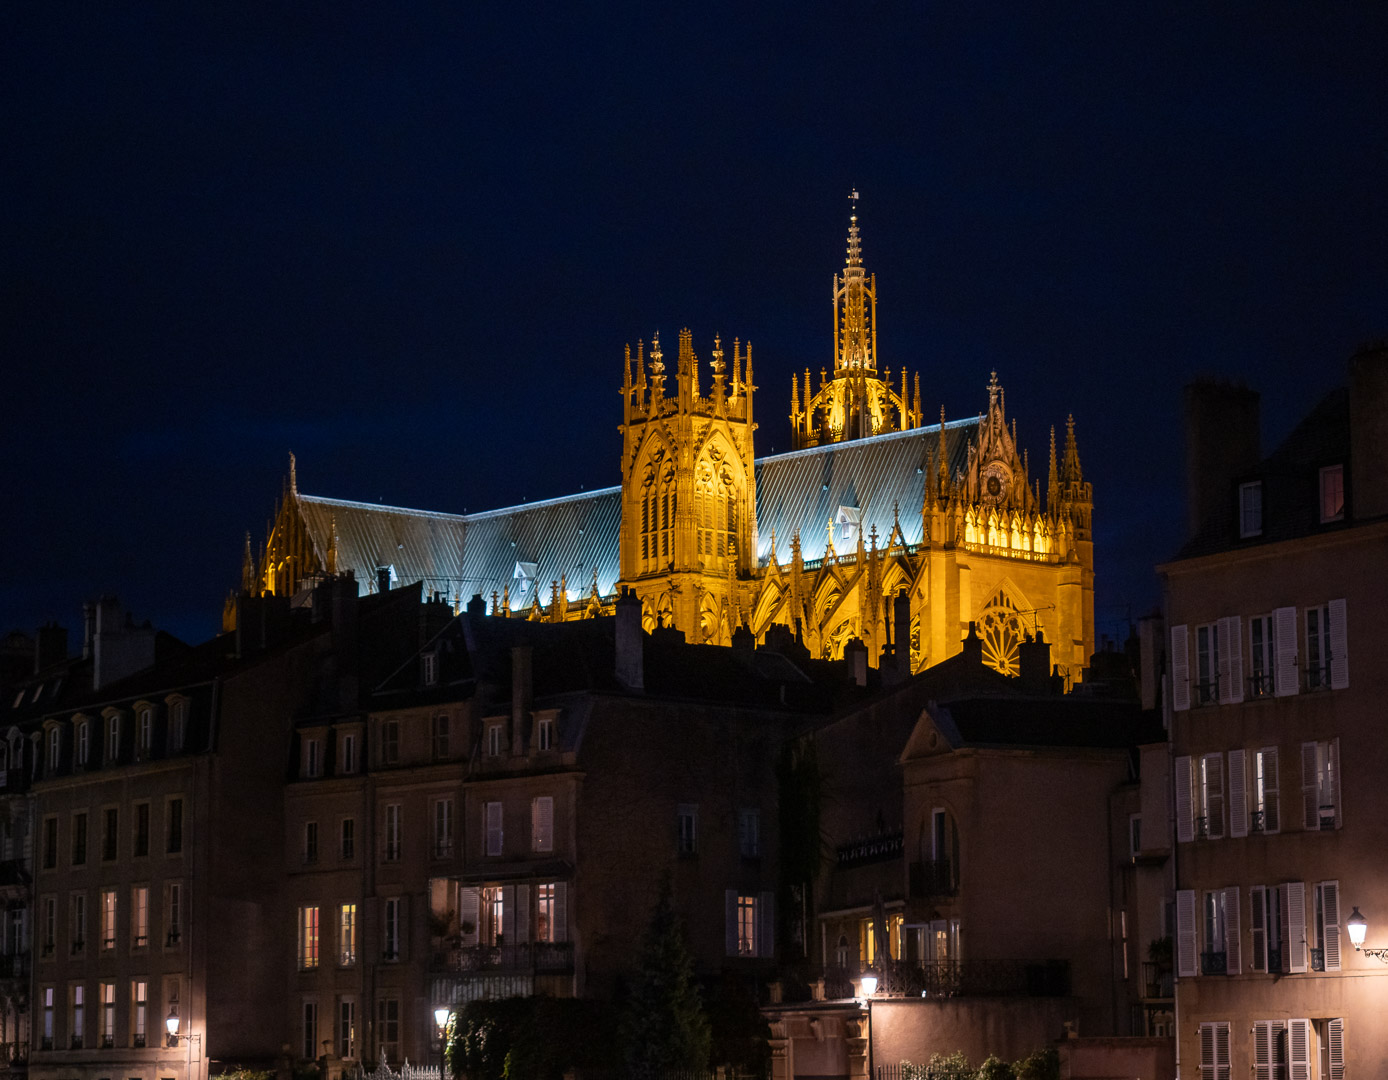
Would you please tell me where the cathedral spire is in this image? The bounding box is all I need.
[241,531,256,593]
[326,515,339,575]
[1062,414,1084,484]
[1048,425,1060,510]
[937,406,950,490]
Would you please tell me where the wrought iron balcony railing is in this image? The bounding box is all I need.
[1200,950,1227,975]
[434,941,574,975]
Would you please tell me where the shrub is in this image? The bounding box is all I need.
[1013,1047,1060,1080]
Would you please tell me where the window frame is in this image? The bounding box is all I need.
[1319,463,1344,523]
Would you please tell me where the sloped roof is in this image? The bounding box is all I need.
[296,418,981,605]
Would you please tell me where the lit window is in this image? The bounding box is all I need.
[736,894,757,956]
[482,887,504,946]
[535,884,556,943]
[1302,739,1339,830]
[131,885,148,948]
[1239,481,1262,538]
[1253,748,1279,833]
[132,979,148,1047]
[71,984,84,1049]
[298,906,320,970]
[41,987,53,1049]
[339,904,356,966]
[1319,464,1344,523]
[99,983,115,1048]
[676,804,697,856]
[100,891,116,951]
[165,883,182,946]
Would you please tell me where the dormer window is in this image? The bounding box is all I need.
[105,716,120,763]
[303,737,322,779]
[137,708,153,758]
[168,700,187,753]
[47,727,60,772]
[76,721,89,766]
[1238,481,1262,538]
[422,652,438,686]
[1320,464,1344,523]
[487,724,503,758]
[537,717,554,752]
[513,561,538,598]
[340,733,356,775]
[836,505,862,545]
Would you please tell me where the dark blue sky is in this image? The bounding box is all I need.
[3,2,1385,648]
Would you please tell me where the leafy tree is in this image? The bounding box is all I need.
[619,876,712,1078]
[977,1056,1016,1080]
[1012,1047,1059,1080]
[704,972,771,1074]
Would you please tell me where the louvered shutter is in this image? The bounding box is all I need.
[486,801,503,856]
[1327,1018,1344,1080]
[1321,880,1341,971]
[1301,743,1319,830]
[1283,882,1307,973]
[501,885,515,944]
[1215,1023,1230,1080]
[552,881,567,943]
[1250,886,1266,972]
[460,888,479,946]
[1263,747,1281,832]
[1289,1019,1310,1080]
[1228,749,1248,838]
[758,891,775,958]
[1223,886,1241,974]
[1274,606,1299,697]
[1171,625,1191,711]
[1253,1021,1271,1080]
[532,796,553,853]
[515,884,530,945]
[1199,1023,1215,1079]
[1176,890,1198,977]
[1328,598,1348,689]
[1203,753,1225,838]
[725,890,738,957]
[1220,616,1244,703]
[1175,756,1195,843]
[1330,738,1342,828]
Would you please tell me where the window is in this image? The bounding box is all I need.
[384,805,401,861]
[71,984,85,1048]
[1250,886,1283,973]
[1248,615,1274,697]
[166,798,183,854]
[103,808,118,861]
[303,737,322,778]
[304,822,319,864]
[163,977,180,1035]
[725,889,771,958]
[47,728,60,772]
[739,808,760,858]
[537,716,554,752]
[338,904,356,966]
[1301,740,1340,830]
[487,724,502,758]
[132,980,147,1047]
[1197,1021,1230,1080]
[131,886,148,948]
[338,999,355,1059]
[137,709,152,757]
[1249,748,1280,833]
[340,819,355,861]
[133,803,149,858]
[432,714,450,759]
[1239,481,1262,538]
[1195,623,1220,705]
[42,817,57,870]
[100,890,116,951]
[482,887,503,946]
[41,986,53,1049]
[1128,814,1141,859]
[1202,891,1228,974]
[376,999,399,1063]
[168,701,186,753]
[383,899,400,960]
[535,884,556,943]
[298,906,320,970]
[380,720,399,766]
[71,893,86,954]
[302,1001,318,1061]
[736,894,757,955]
[1199,753,1224,839]
[531,797,553,853]
[433,799,454,859]
[72,812,87,866]
[165,883,182,946]
[1312,880,1342,972]
[1319,464,1344,522]
[1314,1018,1345,1080]
[485,802,503,856]
[76,721,89,765]
[1252,1021,1287,1080]
[676,804,697,856]
[339,734,356,775]
[106,715,120,763]
[41,896,55,956]
[1306,604,1336,691]
[99,983,115,1048]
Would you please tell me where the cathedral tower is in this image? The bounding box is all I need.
[790,193,924,448]
[618,329,759,643]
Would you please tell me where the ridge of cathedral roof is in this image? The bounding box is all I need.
[760,414,978,466]
[297,493,471,522]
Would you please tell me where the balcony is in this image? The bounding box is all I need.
[1310,947,1325,972]
[434,941,574,975]
[821,958,1070,999]
[835,830,903,869]
[909,858,956,898]
[1247,673,1274,699]
[1141,962,1173,1000]
[1200,950,1227,975]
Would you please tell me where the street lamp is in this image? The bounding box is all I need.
[1345,908,1388,961]
[433,1008,451,1074]
[166,1012,202,1080]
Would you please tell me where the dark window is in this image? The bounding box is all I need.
[340,819,355,861]
[102,809,118,862]
[166,799,183,855]
[381,721,400,766]
[134,804,149,858]
[72,813,87,866]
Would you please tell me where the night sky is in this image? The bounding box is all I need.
[4,3,1385,649]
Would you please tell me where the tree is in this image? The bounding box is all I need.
[619,876,712,1079]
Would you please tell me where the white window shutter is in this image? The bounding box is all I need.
[515,884,530,945]
[758,891,775,958]
[1222,886,1241,974]
[1321,880,1341,971]
[1264,747,1281,833]
[1330,738,1342,828]
[501,885,515,944]
[1327,1017,1344,1080]
[1216,1023,1230,1079]
[1284,881,1307,973]
[1171,624,1190,711]
[1250,886,1266,972]
[1274,606,1299,697]
[1328,597,1348,689]
[1301,743,1319,830]
[1228,749,1248,838]
[552,881,567,943]
[725,890,738,957]
[460,888,480,946]
[1175,755,1195,843]
[1219,616,1243,703]
[1203,753,1225,839]
[1176,889,1198,977]
[532,796,554,853]
[1289,1018,1311,1080]
[1253,1021,1271,1080]
[1199,1024,1215,1073]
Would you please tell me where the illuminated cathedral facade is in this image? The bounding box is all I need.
[239,205,1095,681]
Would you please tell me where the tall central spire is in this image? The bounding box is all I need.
[835,190,875,375]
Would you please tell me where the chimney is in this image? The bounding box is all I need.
[961,621,984,667]
[1350,342,1388,519]
[82,602,95,660]
[376,566,392,594]
[893,590,912,681]
[511,645,533,753]
[92,597,156,691]
[1183,380,1260,541]
[843,637,869,687]
[615,588,645,690]
[34,624,68,674]
[1137,613,1165,712]
[1017,630,1051,692]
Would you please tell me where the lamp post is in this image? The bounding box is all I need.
[432,1008,451,1077]
[166,1012,202,1080]
[857,975,877,1080]
[1346,908,1388,962]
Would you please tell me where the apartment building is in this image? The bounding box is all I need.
[1162,351,1388,1078]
